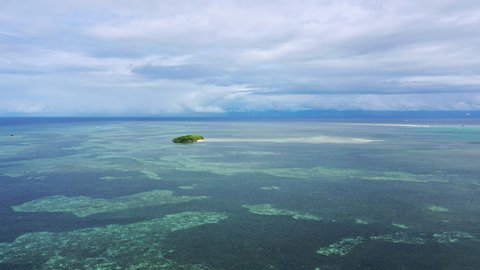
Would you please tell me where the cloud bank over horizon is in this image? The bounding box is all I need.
[1,0,480,115]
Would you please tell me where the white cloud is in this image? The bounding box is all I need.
[10,102,45,113]
[394,76,480,86]
[0,72,247,115]
[1,0,480,114]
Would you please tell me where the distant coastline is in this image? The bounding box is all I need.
[1,113,480,127]
[0,110,479,119]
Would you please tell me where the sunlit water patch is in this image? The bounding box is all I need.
[1,118,480,269]
[12,190,208,217]
[0,211,227,270]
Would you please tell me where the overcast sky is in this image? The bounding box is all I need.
[1,0,480,115]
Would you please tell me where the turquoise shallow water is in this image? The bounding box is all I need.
[1,118,480,269]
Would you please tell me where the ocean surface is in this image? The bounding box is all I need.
[1,118,480,270]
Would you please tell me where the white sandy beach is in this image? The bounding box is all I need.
[205,135,380,144]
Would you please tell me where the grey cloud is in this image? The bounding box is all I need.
[1,0,480,114]
[132,64,220,80]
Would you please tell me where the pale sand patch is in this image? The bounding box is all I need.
[261,186,281,190]
[428,205,449,212]
[370,232,426,244]
[243,204,322,221]
[355,218,370,225]
[206,135,380,144]
[179,184,197,190]
[352,123,432,127]
[433,231,475,243]
[12,190,208,217]
[392,223,409,229]
[0,211,226,269]
[317,237,365,256]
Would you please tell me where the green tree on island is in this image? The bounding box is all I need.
[172,134,205,143]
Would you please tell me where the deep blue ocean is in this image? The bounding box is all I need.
[1,118,480,270]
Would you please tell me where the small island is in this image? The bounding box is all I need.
[172,134,205,143]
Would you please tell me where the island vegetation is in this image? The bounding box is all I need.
[172,134,205,143]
